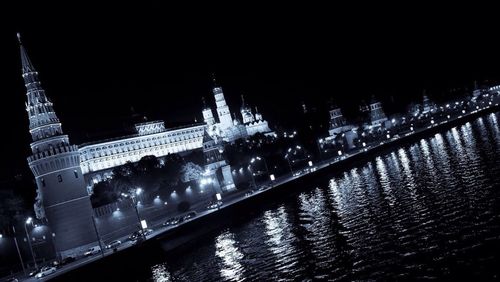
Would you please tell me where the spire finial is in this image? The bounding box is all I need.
[18,33,36,73]
[211,72,218,87]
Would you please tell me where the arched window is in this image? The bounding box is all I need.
[57,175,62,182]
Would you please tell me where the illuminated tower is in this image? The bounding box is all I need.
[19,34,97,258]
[202,97,215,126]
[202,131,235,192]
[212,74,233,129]
[368,95,388,126]
[240,94,254,124]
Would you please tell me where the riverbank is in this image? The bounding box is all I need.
[45,101,500,281]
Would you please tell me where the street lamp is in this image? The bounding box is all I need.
[10,226,26,275]
[123,188,146,240]
[247,165,257,189]
[90,216,105,257]
[284,154,293,175]
[24,217,37,269]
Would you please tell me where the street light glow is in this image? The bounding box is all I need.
[136,188,142,195]
[26,217,32,224]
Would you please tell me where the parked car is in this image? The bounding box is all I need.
[28,268,40,277]
[84,246,101,256]
[106,240,121,249]
[183,211,197,221]
[206,201,222,210]
[35,266,57,278]
[163,217,180,226]
[57,256,76,267]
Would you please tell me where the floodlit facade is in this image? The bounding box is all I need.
[203,76,274,141]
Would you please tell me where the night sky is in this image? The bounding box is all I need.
[1,3,499,181]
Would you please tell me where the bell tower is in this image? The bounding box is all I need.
[19,33,97,258]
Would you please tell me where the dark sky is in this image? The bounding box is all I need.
[1,2,500,180]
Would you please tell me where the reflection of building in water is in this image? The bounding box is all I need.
[203,75,274,142]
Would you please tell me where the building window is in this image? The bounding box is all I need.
[57,175,62,182]
[74,170,79,178]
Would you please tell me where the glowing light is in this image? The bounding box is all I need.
[270,174,275,181]
[308,161,313,167]
[338,150,342,156]
[216,193,222,201]
[136,188,143,195]
[386,134,391,139]
[141,220,148,229]
[26,217,32,224]
[362,142,366,147]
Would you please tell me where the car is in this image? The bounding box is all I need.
[128,230,142,241]
[106,240,121,249]
[54,256,76,268]
[206,201,222,210]
[35,266,57,278]
[163,217,180,226]
[183,211,197,220]
[84,246,101,256]
[28,268,41,277]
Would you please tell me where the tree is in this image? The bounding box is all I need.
[137,155,160,173]
[90,181,118,207]
[180,162,203,183]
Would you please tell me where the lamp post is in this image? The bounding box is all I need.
[284,154,293,175]
[24,217,37,269]
[123,188,146,241]
[247,165,257,189]
[90,215,105,257]
[11,226,26,275]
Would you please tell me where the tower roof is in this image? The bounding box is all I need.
[203,129,214,143]
[211,72,219,87]
[240,94,250,110]
[201,96,210,110]
[17,33,36,74]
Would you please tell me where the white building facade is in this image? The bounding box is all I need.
[203,79,274,141]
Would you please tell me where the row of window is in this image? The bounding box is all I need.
[82,136,202,160]
[40,170,79,187]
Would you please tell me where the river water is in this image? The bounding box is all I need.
[135,113,500,281]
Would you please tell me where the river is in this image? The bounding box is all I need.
[100,112,500,281]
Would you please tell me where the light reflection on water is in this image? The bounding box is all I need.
[145,112,500,281]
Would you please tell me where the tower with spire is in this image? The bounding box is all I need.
[201,97,215,126]
[211,73,233,130]
[19,33,97,258]
[240,94,255,124]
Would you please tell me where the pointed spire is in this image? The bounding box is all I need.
[211,72,219,87]
[17,33,36,74]
[201,96,209,110]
